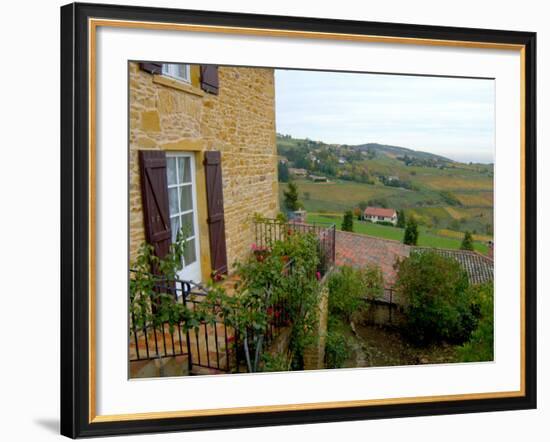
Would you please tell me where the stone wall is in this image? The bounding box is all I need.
[129,63,279,276]
[303,281,329,371]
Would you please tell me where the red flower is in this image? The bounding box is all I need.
[316,271,322,281]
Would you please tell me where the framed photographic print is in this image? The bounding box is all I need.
[60,2,537,438]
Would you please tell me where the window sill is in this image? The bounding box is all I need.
[153,75,205,97]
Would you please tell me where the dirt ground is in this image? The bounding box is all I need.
[343,323,459,368]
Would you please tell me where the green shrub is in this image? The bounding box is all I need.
[376,221,395,227]
[460,231,474,251]
[394,251,475,345]
[403,216,419,245]
[261,353,291,372]
[341,210,354,232]
[325,317,352,369]
[457,283,494,362]
[328,265,383,321]
[283,181,302,211]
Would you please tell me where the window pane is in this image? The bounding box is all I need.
[183,238,197,266]
[177,64,188,79]
[170,216,180,243]
[178,157,191,183]
[179,185,193,212]
[163,63,188,81]
[168,187,179,215]
[180,212,195,237]
[166,157,177,185]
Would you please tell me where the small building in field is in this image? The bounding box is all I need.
[364,207,398,225]
[288,167,308,177]
[308,174,328,183]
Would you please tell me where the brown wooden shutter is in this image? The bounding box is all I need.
[204,151,228,275]
[200,65,219,95]
[140,62,163,74]
[138,150,172,261]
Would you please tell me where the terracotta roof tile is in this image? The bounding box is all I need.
[411,247,494,286]
[364,207,397,218]
[335,232,494,291]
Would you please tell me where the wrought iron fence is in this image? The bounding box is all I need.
[253,218,336,277]
[129,265,294,376]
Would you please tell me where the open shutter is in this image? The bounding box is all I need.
[204,151,228,275]
[139,150,172,261]
[200,65,219,95]
[140,62,163,75]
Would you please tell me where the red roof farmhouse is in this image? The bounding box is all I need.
[364,207,398,225]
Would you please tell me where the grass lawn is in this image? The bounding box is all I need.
[307,213,489,254]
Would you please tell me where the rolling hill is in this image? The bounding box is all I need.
[356,142,453,163]
[276,134,494,245]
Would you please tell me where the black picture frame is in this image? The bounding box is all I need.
[60,2,537,438]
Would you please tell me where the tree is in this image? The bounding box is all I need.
[461,231,474,251]
[394,251,474,345]
[353,207,362,220]
[283,181,301,212]
[396,209,406,228]
[403,216,419,245]
[457,283,494,362]
[328,264,383,321]
[278,161,289,183]
[341,210,354,232]
[358,201,368,211]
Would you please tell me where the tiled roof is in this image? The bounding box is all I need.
[411,247,494,286]
[335,231,494,292]
[335,231,409,286]
[364,207,396,218]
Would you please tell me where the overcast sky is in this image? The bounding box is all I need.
[275,69,495,164]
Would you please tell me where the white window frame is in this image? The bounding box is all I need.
[166,152,202,283]
[161,63,191,83]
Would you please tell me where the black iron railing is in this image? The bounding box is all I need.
[129,266,293,375]
[253,219,336,277]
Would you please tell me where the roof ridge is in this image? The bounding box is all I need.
[413,246,492,261]
[336,230,410,247]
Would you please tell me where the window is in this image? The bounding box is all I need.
[162,63,191,83]
[166,152,201,282]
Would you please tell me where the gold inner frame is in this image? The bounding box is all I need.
[87,18,527,424]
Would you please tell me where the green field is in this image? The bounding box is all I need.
[277,134,493,249]
[280,178,493,235]
[306,213,489,254]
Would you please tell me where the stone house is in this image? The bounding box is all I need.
[288,167,308,177]
[364,207,398,225]
[129,62,279,282]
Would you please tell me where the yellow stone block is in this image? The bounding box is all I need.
[141,110,161,132]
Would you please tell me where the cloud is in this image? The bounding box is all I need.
[275,69,495,163]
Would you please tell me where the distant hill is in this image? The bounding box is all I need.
[356,143,453,163]
[276,134,454,163]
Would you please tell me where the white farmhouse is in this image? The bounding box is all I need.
[364,207,398,225]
